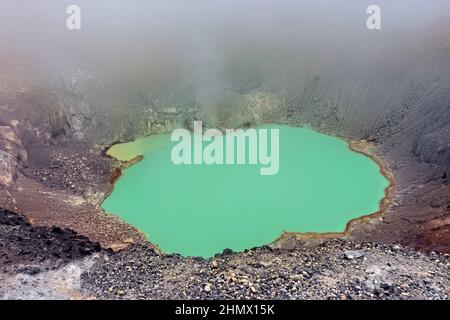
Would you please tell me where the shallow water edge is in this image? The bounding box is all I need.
[270,139,395,249]
[100,127,395,257]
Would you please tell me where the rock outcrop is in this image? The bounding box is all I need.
[0,124,26,188]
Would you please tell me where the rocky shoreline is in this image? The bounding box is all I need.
[0,208,448,300]
[81,241,448,300]
[270,139,396,249]
[101,131,396,254]
[82,240,450,299]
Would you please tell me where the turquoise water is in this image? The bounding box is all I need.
[103,125,389,258]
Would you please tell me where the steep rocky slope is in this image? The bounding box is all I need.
[1,27,448,251]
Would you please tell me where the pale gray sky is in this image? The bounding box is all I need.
[1,1,449,106]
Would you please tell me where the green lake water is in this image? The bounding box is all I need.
[103,124,389,258]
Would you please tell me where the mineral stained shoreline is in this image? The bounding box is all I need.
[271,139,396,249]
[102,132,396,254]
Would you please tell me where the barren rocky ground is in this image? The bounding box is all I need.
[81,242,449,300]
[0,209,448,300]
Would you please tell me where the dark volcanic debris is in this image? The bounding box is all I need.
[0,208,101,274]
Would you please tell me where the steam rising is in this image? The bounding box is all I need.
[1,0,449,130]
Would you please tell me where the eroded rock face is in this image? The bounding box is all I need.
[0,125,26,188]
[0,150,15,187]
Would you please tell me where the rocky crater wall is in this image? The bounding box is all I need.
[0,0,449,252]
